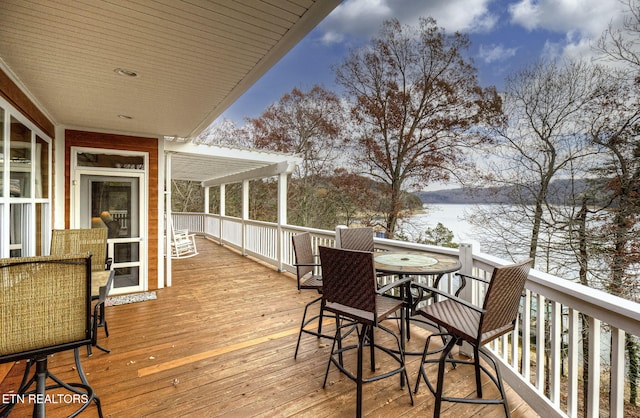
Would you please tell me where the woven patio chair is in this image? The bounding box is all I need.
[292,232,336,359]
[337,226,375,252]
[51,228,115,355]
[412,258,533,418]
[0,254,104,417]
[337,226,416,337]
[319,246,413,418]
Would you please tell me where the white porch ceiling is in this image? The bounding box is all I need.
[0,0,340,140]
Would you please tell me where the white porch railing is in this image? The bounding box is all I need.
[173,212,640,418]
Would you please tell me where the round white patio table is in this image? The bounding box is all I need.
[374,251,462,349]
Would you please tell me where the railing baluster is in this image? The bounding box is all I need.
[550,301,561,405]
[511,315,519,369]
[587,316,601,418]
[522,289,531,380]
[536,294,546,391]
[611,327,625,418]
[567,308,579,418]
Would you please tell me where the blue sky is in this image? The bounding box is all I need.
[219,0,629,125]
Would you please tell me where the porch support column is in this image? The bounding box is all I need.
[276,172,287,272]
[164,153,172,288]
[204,186,210,214]
[242,179,249,256]
[219,184,225,245]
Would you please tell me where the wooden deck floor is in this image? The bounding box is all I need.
[1,238,539,417]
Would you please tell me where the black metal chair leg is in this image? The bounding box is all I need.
[294,296,322,359]
[34,359,47,418]
[368,326,375,372]
[317,298,325,335]
[474,346,483,398]
[434,337,457,418]
[323,315,343,388]
[356,325,367,418]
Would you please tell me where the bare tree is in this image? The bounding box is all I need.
[588,72,640,408]
[596,0,640,70]
[247,85,345,227]
[595,1,640,406]
[334,18,501,238]
[171,180,204,212]
[197,118,253,148]
[469,60,607,265]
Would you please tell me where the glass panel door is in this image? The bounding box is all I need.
[80,174,145,294]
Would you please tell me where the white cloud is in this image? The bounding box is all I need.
[509,0,628,63]
[509,0,626,39]
[320,0,496,44]
[479,44,519,63]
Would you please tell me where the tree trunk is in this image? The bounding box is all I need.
[577,201,590,413]
[628,334,639,405]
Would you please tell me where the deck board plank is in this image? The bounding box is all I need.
[0,237,539,417]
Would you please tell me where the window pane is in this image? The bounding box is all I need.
[91,181,136,238]
[9,203,27,257]
[114,242,139,263]
[36,135,48,198]
[10,116,31,198]
[114,266,139,289]
[77,152,144,169]
[35,203,47,256]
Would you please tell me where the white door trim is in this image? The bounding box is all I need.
[70,147,148,294]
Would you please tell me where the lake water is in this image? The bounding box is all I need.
[399,204,484,250]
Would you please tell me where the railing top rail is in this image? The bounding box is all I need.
[373,237,460,256]
[527,268,640,336]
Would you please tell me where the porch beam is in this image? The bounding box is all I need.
[201,161,292,187]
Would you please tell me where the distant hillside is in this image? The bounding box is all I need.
[416,179,610,205]
[417,187,505,204]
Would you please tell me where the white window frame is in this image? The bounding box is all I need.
[0,96,52,258]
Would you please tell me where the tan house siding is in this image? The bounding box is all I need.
[0,68,54,139]
[65,130,160,290]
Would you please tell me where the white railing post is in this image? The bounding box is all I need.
[335,225,347,248]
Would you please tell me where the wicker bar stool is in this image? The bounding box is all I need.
[336,226,375,252]
[319,246,413,418]
[413,258,532,418]
[0,254,104,417]
[291,232,336,359]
